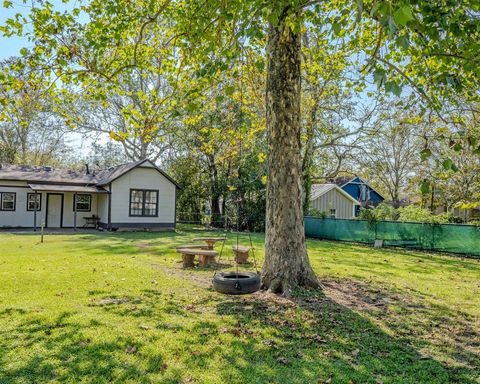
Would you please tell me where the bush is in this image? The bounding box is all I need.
[309,208,328,219]
[358,203,396,221]
[396,205,451,224]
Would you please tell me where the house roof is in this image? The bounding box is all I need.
[28,184,109,193]
[0,164,97,184]
[330,176,385,200]
[310,183,360,204]
[0,159,179,188]
[330,176,354,187]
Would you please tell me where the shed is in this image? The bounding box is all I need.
[310,184,360,219]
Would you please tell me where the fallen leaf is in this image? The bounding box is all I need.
[277,356,289,365]
[126,345,137,354]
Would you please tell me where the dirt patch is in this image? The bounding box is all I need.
[322,279,396,312]
[96,297,130,305]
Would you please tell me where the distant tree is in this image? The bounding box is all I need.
[358,105,423,208]
[0,58,71,165]
[86,141,129,169]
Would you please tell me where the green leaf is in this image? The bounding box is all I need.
[224,85,235,96]
[385,81,402,96]
[420,181,430,194]
[420,148,432,161]
[395,35,409,49]
[442,159,453,170]
[373,68,386,85]
[3,0,12,8]
[332,22,342,36]
[393,5,414,27]
[19,47,28,56]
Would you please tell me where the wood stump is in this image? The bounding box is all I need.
[232,245,251,264]
[182,253,195,268]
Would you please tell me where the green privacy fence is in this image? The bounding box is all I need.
[304,217,480,257]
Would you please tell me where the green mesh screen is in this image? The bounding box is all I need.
[304,217,480,257]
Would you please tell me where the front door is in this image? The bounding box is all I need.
[46,194,63,228]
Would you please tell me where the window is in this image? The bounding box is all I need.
[73,194,91,212]
[27,193,41,211]
[359,184,367,201]
[129,189,158,217]
[0,192,16,211]
[329,208,336,218]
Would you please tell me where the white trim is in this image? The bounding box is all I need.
[340,176,386,201]
[311,184,360,204]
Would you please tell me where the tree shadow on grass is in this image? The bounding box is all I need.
[0,287,478,383]
[0,310,173,384]
[203,291,478,384]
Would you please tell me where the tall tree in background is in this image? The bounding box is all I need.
[358,105,423,207]
[0,59,70,164]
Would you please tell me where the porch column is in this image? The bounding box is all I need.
[107,184,112,230]
[73,192,77,231]
[33,191,38,232]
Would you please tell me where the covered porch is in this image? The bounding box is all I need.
[28,184,110,231]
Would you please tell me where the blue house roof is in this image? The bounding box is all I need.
[331,176,384,207]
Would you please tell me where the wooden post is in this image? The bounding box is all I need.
[73,192,77,231]
[33,191,38,232]
[41,222,45,243]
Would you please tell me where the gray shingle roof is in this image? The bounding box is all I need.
[0,164,98,184]
[0,159,179,188]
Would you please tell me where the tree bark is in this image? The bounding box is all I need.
[262,8,320,296]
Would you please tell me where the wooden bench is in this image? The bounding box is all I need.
[176,244,210,250]
[176,248,218,268]
[231,245,251,264]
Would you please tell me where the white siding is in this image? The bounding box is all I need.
[97,192,109,224]
[61,192,99,227]
[0,184,102,228]
[311,188,357,219]
[110,167,175,225]
[0,183,46,227]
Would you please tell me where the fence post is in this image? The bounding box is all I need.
[431,223,435,251]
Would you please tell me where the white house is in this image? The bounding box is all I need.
[310,183,360,219]
[0,159,179,230]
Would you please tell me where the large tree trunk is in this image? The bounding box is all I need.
[262,8,320,296]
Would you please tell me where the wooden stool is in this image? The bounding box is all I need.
[231,245,251,264]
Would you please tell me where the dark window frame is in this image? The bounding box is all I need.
[129,189,159,217]
[329,208,336,218]
[27,193,42,211]
[0,192,16,211]
[73,194,92,212]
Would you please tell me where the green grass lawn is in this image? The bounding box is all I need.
[0,228,479,384]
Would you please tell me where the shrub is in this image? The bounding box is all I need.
[309,208,328,218]
[396,205,450,224]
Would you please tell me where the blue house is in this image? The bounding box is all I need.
[331,176,384,215]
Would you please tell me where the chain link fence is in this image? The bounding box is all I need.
[304,217,480,257]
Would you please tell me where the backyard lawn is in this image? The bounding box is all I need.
[0,229,479,384]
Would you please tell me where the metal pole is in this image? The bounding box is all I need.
[41,222,44,243]
[74,193,77,231]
